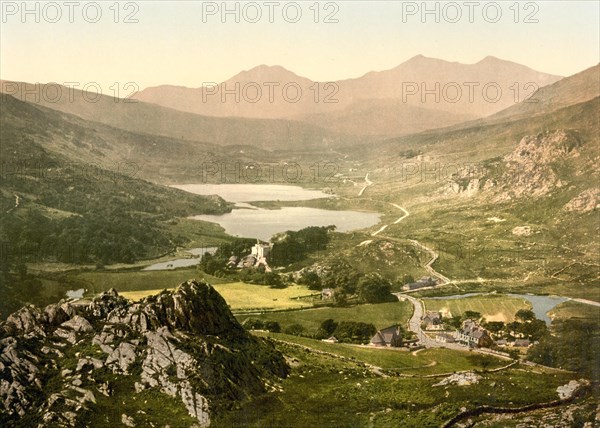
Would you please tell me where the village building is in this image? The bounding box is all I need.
[321,288,334,300]
[237,255,257,269]
[455,319,494,348]
[370,325,403,347]
[322,336,338,343]
[435,333,456,343]
[422,311,443,330]
[402,276,438,291]
[226,256,238,269]
[251,242,273,260]
[513,339,531,348]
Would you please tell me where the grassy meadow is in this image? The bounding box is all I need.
[423,294,531,322]
[238,300,414,334]
[121,282,318,311]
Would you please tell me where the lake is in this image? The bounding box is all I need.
[190,207,381,241]
[172,184,333,202]
[429,292,569,325]
[143,247,217,271]
[175,184,382,241]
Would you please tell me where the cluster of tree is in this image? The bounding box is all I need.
[482,309,548,341]
[297,271,322,290]
[269,226,334,266]
[327,321,376,343]
[213,238,256,260]
[241,318,281,333]
[238,269,285,288]
[356,273,397,304]
[528,319,600,381]
[444,309,548,342]
[284,318,376,344]
[199,238,256,276]
[299,265,396,305]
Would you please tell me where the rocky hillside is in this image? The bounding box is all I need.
[440,129,594,201]
[0,280,288,427]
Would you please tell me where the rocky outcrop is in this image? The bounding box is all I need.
[496,130,581,200]
[0,280,288,427]
[433,372,481,387]
[564,188,600,213]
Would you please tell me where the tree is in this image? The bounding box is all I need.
[484,321,505,335]
[332,288,348,306]
[284,324,305,336]
[300,271,321,290]
[447,315,463,329]
[333,321,376,344]
[320,319,338,336]
[515,309,536,322]
[463,310,481,320]
[401,274,415,284]
[520,319,548,341]
[356,273,394,303]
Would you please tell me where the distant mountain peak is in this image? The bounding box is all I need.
[226,64,311,83]
[478,55,502,63]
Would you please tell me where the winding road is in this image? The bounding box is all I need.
[356,174,447,284]
[6,194,20,214]
[358,173,373,197]
[397,293,465,351]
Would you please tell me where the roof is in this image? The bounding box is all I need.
[370,332,386,345]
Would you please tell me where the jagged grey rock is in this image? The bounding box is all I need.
[0,279,289,427]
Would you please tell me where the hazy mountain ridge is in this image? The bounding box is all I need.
[488,64,600,121]
[0,82,349,151]
[134,56,562,136]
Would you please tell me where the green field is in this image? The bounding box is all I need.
[253,332,507,373]
[238,300,414,334]
[214,335,578,428]
[549,300,600,322]
[121,282,317,311]
[423,294,531,322]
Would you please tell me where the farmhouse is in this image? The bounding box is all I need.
[322,336,338,343]
[422,311,443,330]
[370,325,403,347]
[402,276,438,291]
[456,319,493,348]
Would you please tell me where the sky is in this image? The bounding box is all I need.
[1,1,599,91]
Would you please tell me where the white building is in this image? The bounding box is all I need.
[251,242,272,260]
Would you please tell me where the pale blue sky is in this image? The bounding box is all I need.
[1,1,598,91]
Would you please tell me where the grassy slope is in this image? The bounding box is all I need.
[214,336,577,428]
[237,300,414,334]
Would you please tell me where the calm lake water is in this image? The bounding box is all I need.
[65,288,85,299]
[143,247,217,271]
[429,293,569,324]
[172,184,333,202]
[175,184,382,241]
[190,207,381,241]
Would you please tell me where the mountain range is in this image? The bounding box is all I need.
[134,56,563,136]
